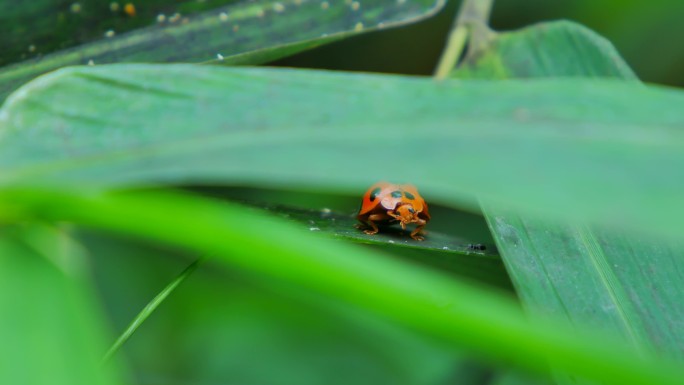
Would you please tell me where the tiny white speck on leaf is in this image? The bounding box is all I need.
[309,227,320,231]
[169,12,181,23]
[389,240,395,244]
[70,2,82,13]
[88,59,95,66]
[273,2,285,12]
[351,1,360,11]
[217,53,224,60]
[442,246,449,250]
[156,14,166,22]
[219,12,228,21]
[28,44,36,52]
[105,29,115,38]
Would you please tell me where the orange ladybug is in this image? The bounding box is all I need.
[357,182,430,241]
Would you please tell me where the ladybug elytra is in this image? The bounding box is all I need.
[357,182,430,241]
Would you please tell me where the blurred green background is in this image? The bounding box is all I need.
[276,0,684,87]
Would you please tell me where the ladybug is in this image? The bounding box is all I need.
[357,182,430,241]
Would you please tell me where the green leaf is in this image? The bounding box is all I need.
[2,65,684,239]
[260,204,511,289]
[0,225,122,385]
[450,16,684,381]
[454,20,637,80]
[0,0,444,102]
[263,204,498,257]
[2,187,683,385]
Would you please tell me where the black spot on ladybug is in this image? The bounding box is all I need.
[408,207,415,213]
[467,244,486,251]
[369,187,382,202]
[391,190,402,198]
[404,191,415,200]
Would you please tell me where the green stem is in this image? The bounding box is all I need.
[434,0,495,79]
[101,257,203,364]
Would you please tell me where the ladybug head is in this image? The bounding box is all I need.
[394,203,418,229]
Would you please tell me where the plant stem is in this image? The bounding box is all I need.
[434,0,495,79]
[101,257,203,364]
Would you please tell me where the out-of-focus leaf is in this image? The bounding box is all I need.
[0,225,122,385]
[454,21,636,80]
[2,65,684,239]
[0,0,444,101]
[450,17,684,384]
[83,231,471,385]
[1,187,682,385]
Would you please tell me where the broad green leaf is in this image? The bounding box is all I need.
[2,65,684,239]
[0,225,122,385]
[450,16,684,382]
[1,187,683,385]
[0,0,444,102]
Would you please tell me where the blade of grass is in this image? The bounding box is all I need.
[1,187,683,385]
[102,257,203,363]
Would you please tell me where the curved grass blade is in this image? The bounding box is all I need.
[102,257,202,363]
[0,0,445,102]
[1,187,683,385]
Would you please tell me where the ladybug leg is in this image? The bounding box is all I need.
[387,212,406,229]
[410,218,427,241]
[361,213,388,235]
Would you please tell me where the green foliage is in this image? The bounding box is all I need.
[3,188,684,385]
[0,0,443,102]
[452,16,684,372]
[2,65,684,239]
[2,0,684,385]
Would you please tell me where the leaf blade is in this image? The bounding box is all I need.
[0,0,444,102]
[452,18,684,366]
[2,65,684,239]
